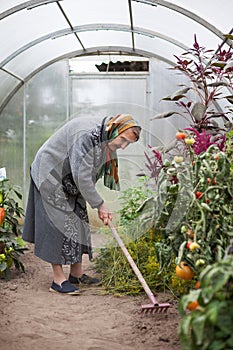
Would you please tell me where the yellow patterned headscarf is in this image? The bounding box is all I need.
[100,114,141,190]
[106,114,141,140]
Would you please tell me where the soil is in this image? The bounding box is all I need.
[0,232,182,350]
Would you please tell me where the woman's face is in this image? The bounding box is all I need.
[107,128,138,151]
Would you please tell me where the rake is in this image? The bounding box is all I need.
[108,220,171,315]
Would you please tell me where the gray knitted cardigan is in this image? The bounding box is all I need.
[30,116,110,211]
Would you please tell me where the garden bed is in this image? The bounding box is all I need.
[0,238,181,350]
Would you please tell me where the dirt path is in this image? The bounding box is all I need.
[0,237,182,350]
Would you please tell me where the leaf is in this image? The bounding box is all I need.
[13,189,22,200]
[224,95,233,104]
[223,34,233,40]
[191,102,206,121]
[211,61,226,68]
[170,87,190,100]
[206,302,218,325]
[192,314,206,346]
[224,60,233,71]
[178,313,195,350]
[176,241,187,265]
[207,81,230,87]
[150,111,177,120]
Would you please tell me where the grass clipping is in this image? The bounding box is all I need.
[93,223,193,297]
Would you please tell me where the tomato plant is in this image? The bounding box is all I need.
[0,178,26,279]
[179,254,233,350]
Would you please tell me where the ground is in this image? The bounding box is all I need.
[0,233,182,350]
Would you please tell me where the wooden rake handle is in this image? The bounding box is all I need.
[108,220,159,306]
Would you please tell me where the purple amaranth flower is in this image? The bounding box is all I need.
[144,146,163,179]
[184,127,226,155]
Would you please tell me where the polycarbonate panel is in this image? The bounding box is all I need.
[0,1,26,12]
[25,61,68,159]
[62,0,129,26]
[0,2,68,63]
[78,30,132,50]
[4,35,82,79]
[0,70,19,105]
[134,34,185,63]
[70,74,147,121]
[170,0,233,33]
[0,87,24,194]
[70,73,148,202]
[132,2,224,51]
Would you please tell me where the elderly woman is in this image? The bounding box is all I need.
[23,114,141,295]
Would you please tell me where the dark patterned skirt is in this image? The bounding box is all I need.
[23,178,93,265]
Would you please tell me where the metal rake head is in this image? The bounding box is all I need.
[141,302,171,316]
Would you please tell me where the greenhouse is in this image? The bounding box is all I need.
[0,1,233,350]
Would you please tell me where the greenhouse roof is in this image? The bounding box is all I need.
[0,0,232,112]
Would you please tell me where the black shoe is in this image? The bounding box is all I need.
[49,280,80,295]
[69,273,101,286]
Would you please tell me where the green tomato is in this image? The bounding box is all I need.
[195,259,205,266]
[164,159,170,167]
[174,156,184,163]
[0,192,3,204]
[181,225,187,233]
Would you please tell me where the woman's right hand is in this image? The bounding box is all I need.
[98,202,112,225]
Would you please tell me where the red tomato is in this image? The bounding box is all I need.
[187,300,199,311]
[0,207,5,225]
[176,132,186,140]
[195,191,203,199]
[176,262,194,280]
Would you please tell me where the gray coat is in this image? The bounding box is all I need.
[22,116,110,264]
[31,116,109,211]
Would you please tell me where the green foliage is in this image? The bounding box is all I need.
[178,255,233,350]
[118,177,153,226]
[137,142,233,276]
[0,178,27,278]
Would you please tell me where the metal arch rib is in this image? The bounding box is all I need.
[133,0,228,43]
[1,0,228,45]
[0,0,62,20]
[0,45,175,114]
[0,23,188,68]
